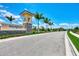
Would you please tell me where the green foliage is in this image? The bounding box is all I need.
[40,26,45,31]
[34,12,44,20]
[71,27,79,33]
[32,26,37,31]
[47,28,51,32]
[59,27,65,31]
[34,12,44,32]
[5,16,15,22]
[48,21,53,26]
[34,12,54,32]
[67,31,79,52]
[74,27,79,30]
[43,18,49,24]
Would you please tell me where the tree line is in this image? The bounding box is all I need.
[34,12,53,32]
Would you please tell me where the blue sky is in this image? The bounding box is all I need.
[0,3,79,28]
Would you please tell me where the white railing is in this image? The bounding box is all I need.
[66,31,79,56]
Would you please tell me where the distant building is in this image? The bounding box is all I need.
[0,21,24,30]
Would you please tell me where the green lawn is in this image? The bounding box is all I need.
[67,31,79,52]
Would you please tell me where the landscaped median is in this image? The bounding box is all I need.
[67,31,79,56]
[0,31,47,39]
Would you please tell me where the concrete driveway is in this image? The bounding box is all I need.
[0,31,66,56]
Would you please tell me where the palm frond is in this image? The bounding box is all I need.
[5,15,15,22]
[34,12,43,20]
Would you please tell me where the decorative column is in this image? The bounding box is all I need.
[20,10,33,33]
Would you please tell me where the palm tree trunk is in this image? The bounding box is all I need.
[50,25,52,31]
[46,24,48,31]
[10,21,12,30]
[38,20,39,32]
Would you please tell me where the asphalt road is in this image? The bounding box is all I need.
[0,31,66,56]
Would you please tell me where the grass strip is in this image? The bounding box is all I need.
[67,31,79,52]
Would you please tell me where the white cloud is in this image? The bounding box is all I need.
[18,21,23,24]
[0,18,5,22]
[32,24,37,26]
[32,17,36,23]
[59,23,69,26]
[12,18,23,24]
[72,24,79,26]
[40,23,46,28]
[0,9,21,19]
[32,22,79,29]
[13,21,22,25]
[32,23,46,28]
[24,8,28,10]
[0,5,23,25]
[0,4,8,9]
[58,23,70,29]
[14,15,20,19]
[0,9,23,25]
[70,23,79,28]
[0,9,7,13]
[58,23,79,29]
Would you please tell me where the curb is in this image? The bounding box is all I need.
[65,31,79,56]
[69,31,79,56]
[65,31,73,56]
[0,32,53,42]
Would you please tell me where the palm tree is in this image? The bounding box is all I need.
[48,21,53,31]
[43,18,49,30]
[5,15,15,24]
[34,12,44,32]
[48,21,53,28]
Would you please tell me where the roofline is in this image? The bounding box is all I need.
[20,10,34,16]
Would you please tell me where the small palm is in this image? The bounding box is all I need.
[5,16,15,24]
